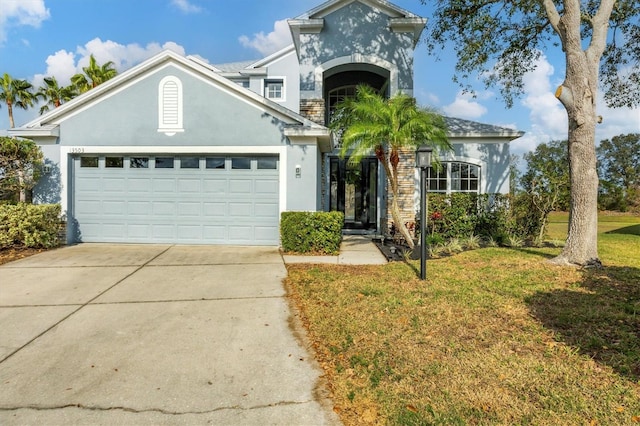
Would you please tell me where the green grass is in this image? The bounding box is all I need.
[286,214,640,425]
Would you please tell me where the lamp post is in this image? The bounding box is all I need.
[416,145,433,280]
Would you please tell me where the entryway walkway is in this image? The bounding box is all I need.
[282,235,387,265]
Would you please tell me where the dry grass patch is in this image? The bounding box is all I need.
[286,247,640,425]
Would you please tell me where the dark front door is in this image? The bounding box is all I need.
[330,157,378,230]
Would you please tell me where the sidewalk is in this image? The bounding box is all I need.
[282,235,388,265]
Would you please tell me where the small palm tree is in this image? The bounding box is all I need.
[0,73,36,128]
[36,76,78,115]
[71,54,117,93]
[331,85,452,248]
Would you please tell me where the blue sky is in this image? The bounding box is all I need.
[1,0,638,160]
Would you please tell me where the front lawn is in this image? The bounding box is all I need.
[285,215,640,425]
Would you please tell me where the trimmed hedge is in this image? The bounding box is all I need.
[0,203,62,249]
[281,211,344,255]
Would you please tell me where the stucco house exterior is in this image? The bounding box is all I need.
[10,0,523,246]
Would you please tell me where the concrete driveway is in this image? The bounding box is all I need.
[0,244,340,425]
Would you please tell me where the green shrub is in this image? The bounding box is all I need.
[280,211,344,255]
[0,203,62,249]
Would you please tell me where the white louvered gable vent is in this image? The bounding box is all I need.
[158,76,184,136]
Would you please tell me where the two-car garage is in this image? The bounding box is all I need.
[72,154,280,245]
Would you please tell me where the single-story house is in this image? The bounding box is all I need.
[10,0,523,246]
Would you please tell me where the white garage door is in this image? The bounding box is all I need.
[73,155,280,245]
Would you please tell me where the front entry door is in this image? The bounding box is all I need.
[330,157,378,230]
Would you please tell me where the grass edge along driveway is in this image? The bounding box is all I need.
[286,215,640,425]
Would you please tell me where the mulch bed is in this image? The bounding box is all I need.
[0,247,48,266]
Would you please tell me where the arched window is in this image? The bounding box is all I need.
[158,76,184,136]
[426,162,481,193]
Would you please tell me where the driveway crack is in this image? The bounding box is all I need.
[0,399,317,415]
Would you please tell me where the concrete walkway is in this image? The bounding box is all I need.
[0,244,341,425]
[282,235,387,265]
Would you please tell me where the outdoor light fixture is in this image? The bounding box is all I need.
[416,145,433,280]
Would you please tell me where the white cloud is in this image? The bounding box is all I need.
[239,19,292,56]
[170,0,202,14]
[442,91,488,119]
[510,54,567,158]
[0,0,50,44]
[30,39,186,87]
[512,53,640,158]
[595,94,640,142]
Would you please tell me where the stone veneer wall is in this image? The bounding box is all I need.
[386,147,417,237]
[299,99,325,125]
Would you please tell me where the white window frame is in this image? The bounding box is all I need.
[426,162,481,194]
[262,77,285,101]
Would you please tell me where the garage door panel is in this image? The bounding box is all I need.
[255,226,279,241]
[153,202,176,216]
[128,201,151,215]
[102,223,126,238]
[103,178,126,192]
[76,200,101,215]
[229,202,252,217]
[178,179,201,193]
[203,202,226,217]
[128,178,152,193]
[203,179,227,193]
[255,179,278,195]
[255,202,278,218]
[74,156,279,245]
[127,224,150,239]
[103,201,126,215]
[153,179,176,193]
[203,226,226,240]
[178,202,201,217]
[229,179,252,193]
[228,226,252,241]
[153,225,176,239]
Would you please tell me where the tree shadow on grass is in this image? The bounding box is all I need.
[526,265,640,381]
[606,224,640,236]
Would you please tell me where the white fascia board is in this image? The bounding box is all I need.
[389,17,427,41]
[9,125,59,138]
[239,69,268,76]
[248,45,296,69]
[447,131,525,141]
[284,128,334,152]
[298,0,416,19]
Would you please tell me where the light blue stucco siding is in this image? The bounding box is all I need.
[298,2,417,96]
[448,139,512,194]
[33,144,61,204]
[286,143,319,211]
[262,50,301,114]
[57,66,289,148]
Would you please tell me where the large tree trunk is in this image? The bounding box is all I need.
[544,0,613,267]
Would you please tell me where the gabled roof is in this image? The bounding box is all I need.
[445,117,524,140]
[288,0,426,53]
[10,50,332,149]
[295,0,419,20]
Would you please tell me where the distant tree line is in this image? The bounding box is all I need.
[514,133,640,215]
[0,54,117,128]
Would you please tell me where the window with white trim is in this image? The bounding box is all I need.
[426,162,480,194]
[158,76,184,136]
[264,79,284,100]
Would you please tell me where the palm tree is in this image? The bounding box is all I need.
[331,85,451,249]
[0,73,36,128]
[36,76,78,114]
[71,54,117,93]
